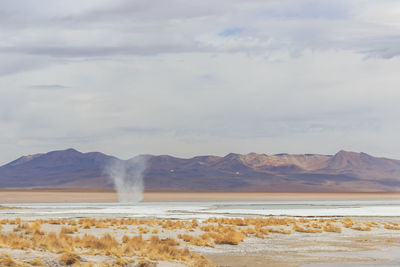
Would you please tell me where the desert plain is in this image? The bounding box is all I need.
[0,190,399,203]
[0,191,399,266]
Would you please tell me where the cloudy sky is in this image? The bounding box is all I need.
[1,0,400,163]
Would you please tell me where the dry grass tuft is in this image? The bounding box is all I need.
[323,222,342,233]
[58,252,81,265]
[351,224,371,231]
[27,257,44,266]
[384,224,400,230]
[136,260,157,267]
[262,227,291,234]
[115,257,135,266]
[0,216,395,267]
[0,253,19,267]
[341,218,354,228]
[384,222,400,230]
[213,230,245,245]
[292,224,323,233]
[61,226,78,234]
[178,234,215,248]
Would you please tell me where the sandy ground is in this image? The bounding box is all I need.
[0,190,399,203]
[0,216,399,266]
[206,231,400,266]
[0,191,399,266]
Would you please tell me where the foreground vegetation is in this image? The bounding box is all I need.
[0,216,398,266]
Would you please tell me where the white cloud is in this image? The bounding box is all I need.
[1,0,400,163]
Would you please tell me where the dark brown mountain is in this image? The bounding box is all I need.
[0,149,400,192]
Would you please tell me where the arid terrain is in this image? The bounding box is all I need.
[1,152,399,266]
[0,190,399,203]
[0,214,399,266]
[0,191,399,266]
[2,0,400,266]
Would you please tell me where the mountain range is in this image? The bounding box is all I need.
[0,148,400,192]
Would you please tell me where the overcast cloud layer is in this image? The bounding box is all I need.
[1,0,400,163]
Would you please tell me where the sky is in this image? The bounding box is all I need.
[1,0,400,163]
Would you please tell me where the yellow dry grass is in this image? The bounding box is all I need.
[0,253,19,267]
[0,216,396,266]
[351,224,371,231]
[384,223,400,230]
[61,226,78,234]
[58,252,81,265]
[292,224,323,233]
[178,234,215,248]
[323,222,342,233]
[0,223,213,266]
[27,257,44,266]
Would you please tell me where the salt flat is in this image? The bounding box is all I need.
[0,197,399,266]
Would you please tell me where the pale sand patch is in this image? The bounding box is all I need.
[0,247,187,267]
[0,190,119,203]
[206,233,400,267]
[0,190,399,203]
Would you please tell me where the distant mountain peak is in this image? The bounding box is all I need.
[274,153,289,156]
[333,150,375,159]
[5,153,43,167]
[57,148,81,154]
[224,152,240,158]
[0,149,399,192]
